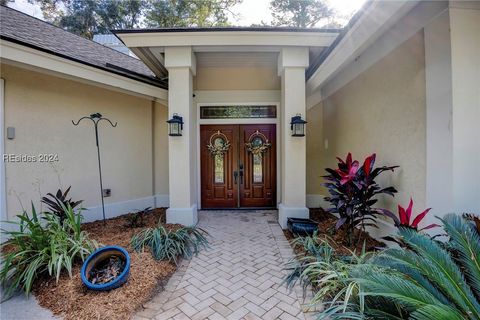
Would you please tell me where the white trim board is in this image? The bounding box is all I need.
[0,40,168,103]
[0,79,6,225]
[116,31,338,50]
[1,195,170,238]
[85,194,170,223]
[154,194,170,208]
[83,196,155,223]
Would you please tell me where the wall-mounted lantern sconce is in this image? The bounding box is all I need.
[290,114,307,137]
[167,113,184,136]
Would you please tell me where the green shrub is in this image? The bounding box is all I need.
[0,204,97,299]
[319,213,480,319]
[284,232,371,311]
[131,225,208,265]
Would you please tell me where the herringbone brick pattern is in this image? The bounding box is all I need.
[135,210,315,320]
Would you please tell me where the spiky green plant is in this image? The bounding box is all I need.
[284,232,372,314]
[131,225,208,265]
[322,213,480,319]
[0,204,97,300]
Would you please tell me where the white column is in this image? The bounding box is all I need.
[449,5,480,212]
[424,11,454,216]
[164,47,198,226]
[278,47,310,229]
[424,5,480,219]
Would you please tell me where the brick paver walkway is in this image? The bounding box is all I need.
[135,210,314,320]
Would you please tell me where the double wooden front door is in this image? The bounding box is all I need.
[200,124,276,209]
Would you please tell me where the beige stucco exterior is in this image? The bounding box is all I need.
[153,102,169,196]
[194,67,280,90]
[307,32,427,225]
[327,31,426,211]
[1,2,478,236]
[1,63,168,220]
[306,102,324,196]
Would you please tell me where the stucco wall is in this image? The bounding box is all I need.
[194,67,280,90]
[154,102,169,198]
[306,102,324,195]
[310,32,426,230]
[1,64,168,219]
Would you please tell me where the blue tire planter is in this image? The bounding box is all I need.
[81,245,130,291]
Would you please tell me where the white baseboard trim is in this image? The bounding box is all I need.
[154,194,170,208]
[306,194,329,208]
[278,203,309,229]
[1,195,168,241]
[83,196,155,223]
[166,204,198,226]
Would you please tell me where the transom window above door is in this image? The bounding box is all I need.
[200,105,276,119]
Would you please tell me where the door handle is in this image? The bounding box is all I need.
[239,163,244,184]
[233,171,238,184]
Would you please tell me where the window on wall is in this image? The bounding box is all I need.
[200,105,276,119]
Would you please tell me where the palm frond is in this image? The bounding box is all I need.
[383,228,480,318]
[441,213,480,300]
[410,304,465,320]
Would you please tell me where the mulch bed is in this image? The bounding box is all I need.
[284,208,385,256]
[33,208,179,320]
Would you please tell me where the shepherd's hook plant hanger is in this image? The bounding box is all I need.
[72,113,117,224]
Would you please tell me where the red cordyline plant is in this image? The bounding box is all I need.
[323,153,398,246]
[380,198,440,231]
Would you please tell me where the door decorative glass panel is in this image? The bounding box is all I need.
[253,153,263,183]
[206,131,230,184]
[245,131,271,183]
[214,152,224,183]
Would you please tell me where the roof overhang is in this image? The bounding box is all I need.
[113,28,339,78]
[113,28,338,49]
[305,0,420,104]
[0,39,168,102]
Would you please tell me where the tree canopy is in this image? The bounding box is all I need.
[269,0,336,28]
[145,0,240,28]
[19,0,342,40]
[30,0,241,39]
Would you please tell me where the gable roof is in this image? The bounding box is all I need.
[0,5,167,89]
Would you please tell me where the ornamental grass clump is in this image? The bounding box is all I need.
[0,203,97,300]
[131,225,209,265]
[284,232,371,308]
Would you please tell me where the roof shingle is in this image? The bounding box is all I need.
[0,5,166,88]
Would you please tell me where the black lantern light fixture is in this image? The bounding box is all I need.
[290,113,307,137]
[167,113,184,136]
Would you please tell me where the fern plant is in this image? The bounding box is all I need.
[131,225,208,265]
[1,204,97,299]
[321,213,480,319]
